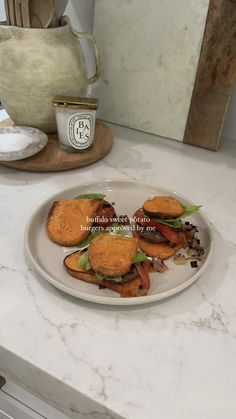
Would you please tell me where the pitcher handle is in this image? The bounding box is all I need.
[70,27,101,85]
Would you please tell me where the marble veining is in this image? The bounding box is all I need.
[0,111,236,418]
[93,0,210,141]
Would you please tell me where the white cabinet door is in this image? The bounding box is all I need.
[0,390,44,419]
[0,412,13,419]
[0,377,70,419]
[0,413,12,419]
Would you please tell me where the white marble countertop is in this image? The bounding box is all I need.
[0,109,236,419]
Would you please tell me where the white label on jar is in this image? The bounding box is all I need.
[67,113,94,150]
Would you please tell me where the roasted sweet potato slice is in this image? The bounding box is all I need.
[47,199,101,246]
[143,196,184,218]
[89,235,139,277]
[138,237,182,259]
[64,251,147,297]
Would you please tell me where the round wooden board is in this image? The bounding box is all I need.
[0,119,113,172]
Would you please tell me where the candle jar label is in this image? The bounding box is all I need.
[67,114,94,150]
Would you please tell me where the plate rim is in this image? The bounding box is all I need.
[0,126,48,161]
[24,178,214,306]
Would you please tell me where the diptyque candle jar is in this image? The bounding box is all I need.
[53,96,98,152]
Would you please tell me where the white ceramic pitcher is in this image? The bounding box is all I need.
[0,17,100,132]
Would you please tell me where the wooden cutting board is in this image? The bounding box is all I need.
[0,119,113,172]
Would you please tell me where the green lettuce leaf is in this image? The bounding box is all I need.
[152,205,201,230]
[172,205,201,220]
[86,260,92,271]
[74,193,105,200]
[133,249,148,263]
[77,231,103,249]
[78,251,91,270]
[153,219,182,229]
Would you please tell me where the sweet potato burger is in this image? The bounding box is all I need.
[64,235,153,297]
[46,193,118,246]
[133,196,200,260]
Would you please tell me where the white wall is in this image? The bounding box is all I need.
[0,0,4,21]
[66,0,94,31]
[0,0,236,141]
[64,0,95,78]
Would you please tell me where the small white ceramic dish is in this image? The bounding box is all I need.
[24,179,214,306]
[0,126,48,161]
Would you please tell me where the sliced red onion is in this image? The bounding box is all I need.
[151,257,168,273]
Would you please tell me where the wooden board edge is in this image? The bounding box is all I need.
[0,119,113,172]
[184,0,236,151]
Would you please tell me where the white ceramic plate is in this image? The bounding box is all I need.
[24,180,214,306]
[0,126,48,161]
